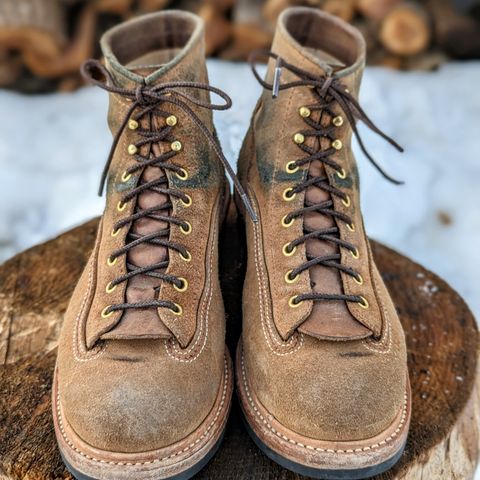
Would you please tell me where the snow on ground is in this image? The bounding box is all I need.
[0,59,479,325]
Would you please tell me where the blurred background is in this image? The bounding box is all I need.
[1,0,480,92]
[0,0,480,328]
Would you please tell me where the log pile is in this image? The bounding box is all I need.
[0,0,479,91]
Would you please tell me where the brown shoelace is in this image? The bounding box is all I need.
[249,51,403,307]
[82,60,257,315]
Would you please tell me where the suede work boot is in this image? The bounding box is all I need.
[52,11,243,480]
[236,7,411,479]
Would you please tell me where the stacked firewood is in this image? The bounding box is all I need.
[0,0,479,92]
[227,0,480,68]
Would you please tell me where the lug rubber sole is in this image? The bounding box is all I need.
[243,419,406,480]
[236,341,411,480]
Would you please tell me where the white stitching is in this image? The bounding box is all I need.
[258,84,305,355]
[240,351,407,454]
[250,198,304,355]
[164,197,220,362]
[73,254,107,362]
[57,356,229,466]
[362,263,393,354]
[362,310,392,354]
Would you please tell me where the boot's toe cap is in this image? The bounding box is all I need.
[249,338,407,443]
[59,351,222,453]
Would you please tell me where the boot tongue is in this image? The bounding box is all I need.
[103,137,172,341]
[99,11,206,342]
[273,9,371,340]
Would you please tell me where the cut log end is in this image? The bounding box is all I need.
[379,3,432,56]
[322,0,356,23]
[356,0,403,21]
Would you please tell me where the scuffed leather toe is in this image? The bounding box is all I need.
[59,340,223,453]
[244,332,407,443]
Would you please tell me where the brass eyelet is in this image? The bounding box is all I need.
[286,161,299,174]
[106,282,117,293]
[347,222,356,232]
[117,201,127,212]
[336,168,347,179]
[332,115,344,127]
[101,306,114,318]
[341,195,351,207]
[171,303,183,316]
[282,188,296,201]
[180,221,192,235]
[179,250,192,262]
[285,270,299,284]
[176,168,188,180]
[288,296,302,308]
[121,171,132,182]
[111,228,121,237]
[332,139,343,150]
[128,119,139,130]
[166,115,177,126]
[281,214,294,228]
[128,144,138,155]
[282,242,297,257]
[350,248,359,259]
[358,296,369,309]
[173,277,188,292]
[298,106,311,118]
[293,133,305,144]
[171,140,182,152]
[354,273,364,285]
[181,194,192,207]
[107,257,117,267]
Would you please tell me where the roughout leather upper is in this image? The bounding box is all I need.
[55,11,228,453]
[238,7,408,442]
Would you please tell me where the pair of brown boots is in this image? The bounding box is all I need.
[53,7,411,480]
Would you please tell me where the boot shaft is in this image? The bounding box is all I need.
[239,8,398,341]
[100,11,216,182]
[81,11,227,348]
[256,7,366,151]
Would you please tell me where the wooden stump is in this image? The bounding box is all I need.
[0,213,479,479]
